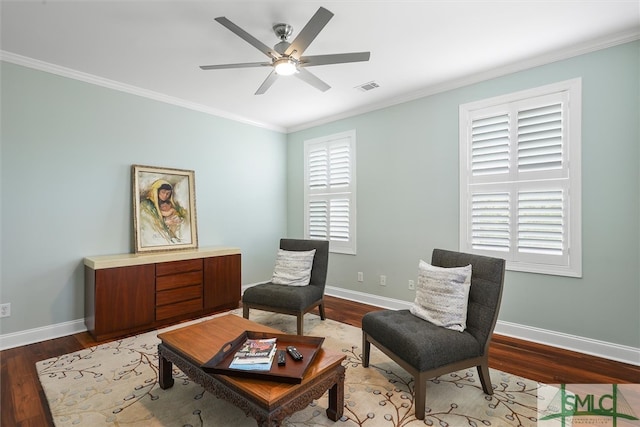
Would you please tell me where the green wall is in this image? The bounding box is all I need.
[1,41,638,354]
[287,41,640,348]
[0,62,288,335]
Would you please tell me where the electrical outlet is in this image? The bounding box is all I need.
[380,275,386,286]
[357,272,364,282]
[0,303,11,318]
[408,280,415,290]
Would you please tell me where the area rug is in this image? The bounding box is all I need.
[37,309,543,426]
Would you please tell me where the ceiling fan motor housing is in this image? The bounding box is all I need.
[273,23,293,55]
[273,23,293,41]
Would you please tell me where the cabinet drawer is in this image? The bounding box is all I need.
[156,259,202,277]
[156,284,203,307]
[156,298,203,321]
[156,270,203,291]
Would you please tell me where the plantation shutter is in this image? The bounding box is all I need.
[304,131,356,254]
[307,198,351,242]
[308,199,328,240]
[460,79,581,277]
[517,190,564,256]
[471,114,510,177]
[471,192,511,252]
[517,103,563,173]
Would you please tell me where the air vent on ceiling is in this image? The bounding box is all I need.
[355,81,380,92]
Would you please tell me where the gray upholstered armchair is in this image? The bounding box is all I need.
[361,248,505,420]
[242,238,329,335]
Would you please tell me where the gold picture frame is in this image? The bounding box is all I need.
[132,165,198,253]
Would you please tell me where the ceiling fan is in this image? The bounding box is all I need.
[200,7,371,95]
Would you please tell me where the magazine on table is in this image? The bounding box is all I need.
[229,337,277,370]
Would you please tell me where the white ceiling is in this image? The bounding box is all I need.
[2,1,639,132]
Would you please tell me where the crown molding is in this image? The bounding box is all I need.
[286,28,640,133]
[0,50,286,133]
[2,27,638,135]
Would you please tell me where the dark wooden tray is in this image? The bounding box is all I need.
[201,331,325,384]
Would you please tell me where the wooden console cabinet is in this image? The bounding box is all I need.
[84,247,241,341]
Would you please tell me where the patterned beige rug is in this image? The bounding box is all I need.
[37,309,543,426]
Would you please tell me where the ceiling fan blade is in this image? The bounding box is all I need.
[215,17,281,59]
[255,70,279,95]
[200,62,271,70]
[284,7,334,59]
[295,68,331,92]
[300,52,371,67]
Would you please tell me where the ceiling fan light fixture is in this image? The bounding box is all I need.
[203,7,370,94]
[274,57,298,76]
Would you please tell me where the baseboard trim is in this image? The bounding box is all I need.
[0,319,87,351]
[325,285,640,367]
[325,285,413,310]
[494,320,640,367]
[0,282,262,350]
[2,287,638,367]
[1,282,261,350]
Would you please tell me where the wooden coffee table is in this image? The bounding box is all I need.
[157,314,346,426]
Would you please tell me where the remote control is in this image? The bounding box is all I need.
[286,345,303,361]
[277,349,286,366]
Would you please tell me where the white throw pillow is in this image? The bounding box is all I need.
[271,249,316,287]
[409,260,472,332]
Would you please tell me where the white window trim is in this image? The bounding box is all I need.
[304,130,357,255]
[459,79,582,277]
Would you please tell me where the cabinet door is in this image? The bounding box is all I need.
[94,264,155,335]
[203,254,241,310]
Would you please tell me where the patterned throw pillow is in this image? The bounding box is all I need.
[409,260,472,331]
[271,249,316,286]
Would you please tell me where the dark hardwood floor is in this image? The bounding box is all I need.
[2,295,639,426]
[324,296,640,384]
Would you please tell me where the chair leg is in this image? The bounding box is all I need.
[318,302,326,320]
[477,363,494,395]
[362,333,370,367]
[296,314,304,335]
[242,304,249,319]
[414,372,427,420]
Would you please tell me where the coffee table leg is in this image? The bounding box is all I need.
[158,345,174,389]
[326,365,345,421]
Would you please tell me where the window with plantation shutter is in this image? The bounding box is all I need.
[460,79,582,277]
[304,130,356,254]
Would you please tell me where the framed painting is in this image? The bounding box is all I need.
[132,165,198,253]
